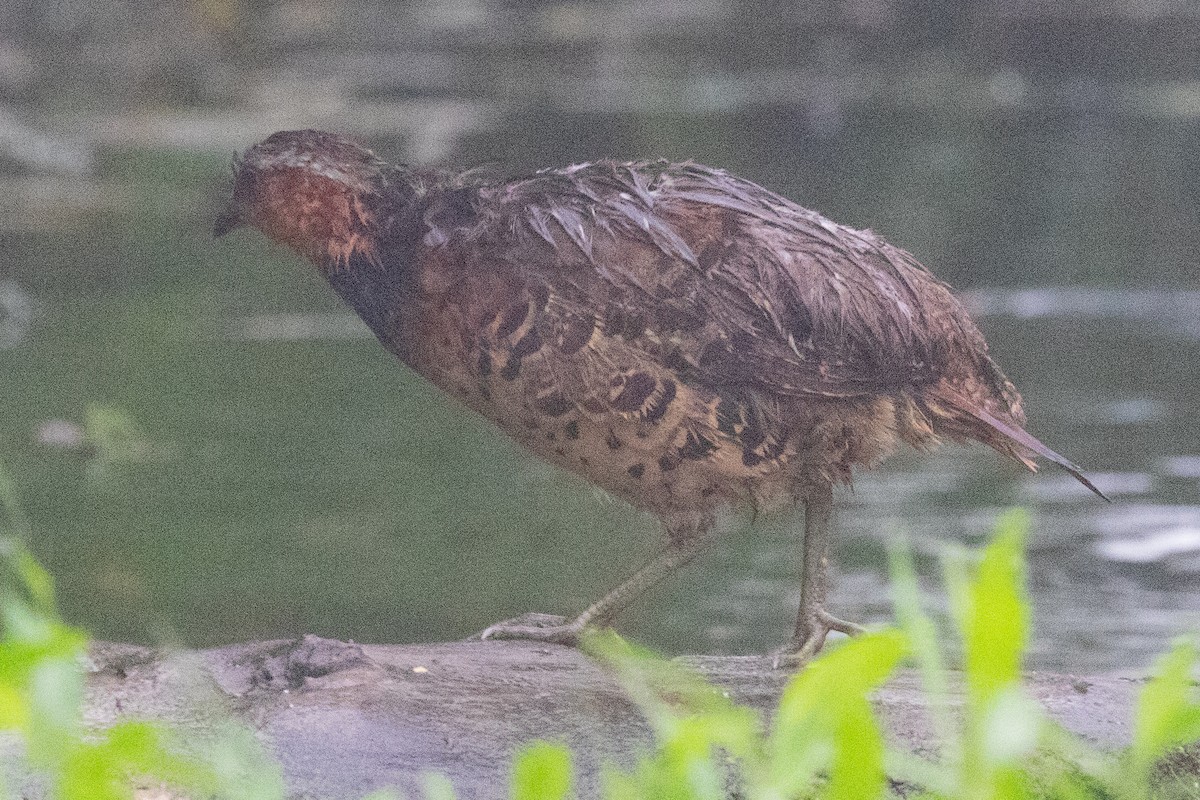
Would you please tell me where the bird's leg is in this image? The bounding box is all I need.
[479,523,710,646]
[773,483,865,667]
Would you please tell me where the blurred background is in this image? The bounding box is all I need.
[0,0,1197,673]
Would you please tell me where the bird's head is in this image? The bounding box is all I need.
[215,129,388,270]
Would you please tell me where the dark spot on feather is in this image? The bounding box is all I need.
[658,453,680,472]
[500,357,521,381]
[558,316,595,354]
[535,393,573,417]
[604,305,628,337]
[582,398,606,414]
[476,349,492,377]
[605,431,623,450]
[627,463,645,479]
[480,386,491,401]
[423,187,477,237]
[612,372,657,412]
[654,305,704,332]
[530,283,551,310]
[679,432,717,460]
[742,450,764,467]
[511,328,543,358]
[555,447,566,457]
[643,379,676,423]
[697,242,725,273]
[564,420,580,439]
[716,399,741,436]
[697,339,731,370]
[784,300,814,341]
[719,209,740,237]
[621,312,646,338]
[497,303,528,338]
[740,424,766,449]
[701,487,716,498]
[601,303,646,339]
[662,348,691,373]
[579,456,590,466]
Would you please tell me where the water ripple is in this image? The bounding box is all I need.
[965,287,1200,338]
[1092,505,1200,569]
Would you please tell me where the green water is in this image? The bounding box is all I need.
[2,117,1198,673]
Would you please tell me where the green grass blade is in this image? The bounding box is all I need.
[769,630,907,796]
[964,509,1030,708]
[1130,638,1200,796]
[889,536,958,762]
[828,699,886,800]
[512,742,573,800]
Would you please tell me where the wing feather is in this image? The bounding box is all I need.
[467,160,1011,409]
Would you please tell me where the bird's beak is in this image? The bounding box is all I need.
[213,204,245,238]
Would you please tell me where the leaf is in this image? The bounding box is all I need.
[512,742,572,800]
[889,536,957,757]
[0,684,27,730]
[964,509,1030,708]
[980,688,1042,764]
[199,722,288,800]
[769,629,907,796]
[584,629,760,758]
[1132,638,1200,774]
[102,722,219,792]
[666,716,738,800]
[58,743,127,800]
[828,699,886,800]
[26,657,85,763]
[940,543,973,639]
[955,510,1048,800]
[422,772,457,800]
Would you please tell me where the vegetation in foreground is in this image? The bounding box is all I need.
[1,461,1198,799]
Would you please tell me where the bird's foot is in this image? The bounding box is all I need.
[476,612,590,646]
[771,609,867,669]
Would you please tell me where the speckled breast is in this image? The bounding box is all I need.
[405,298,743,516]
[402,265,903,523]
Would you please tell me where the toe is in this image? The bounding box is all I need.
[472,612,569,641]
[772,632,828,669]
[476,613,583,646]
[816,609,867,636]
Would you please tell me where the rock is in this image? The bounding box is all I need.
[0,636,1170,798]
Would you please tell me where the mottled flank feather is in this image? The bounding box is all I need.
[219,130,1106,541]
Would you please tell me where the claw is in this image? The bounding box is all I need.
[771,609,866,669]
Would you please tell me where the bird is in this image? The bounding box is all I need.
[215,129,1106,664]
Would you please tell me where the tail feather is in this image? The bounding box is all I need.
[931,389,1110,502]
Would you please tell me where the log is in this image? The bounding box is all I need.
[0,636,1164,798]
